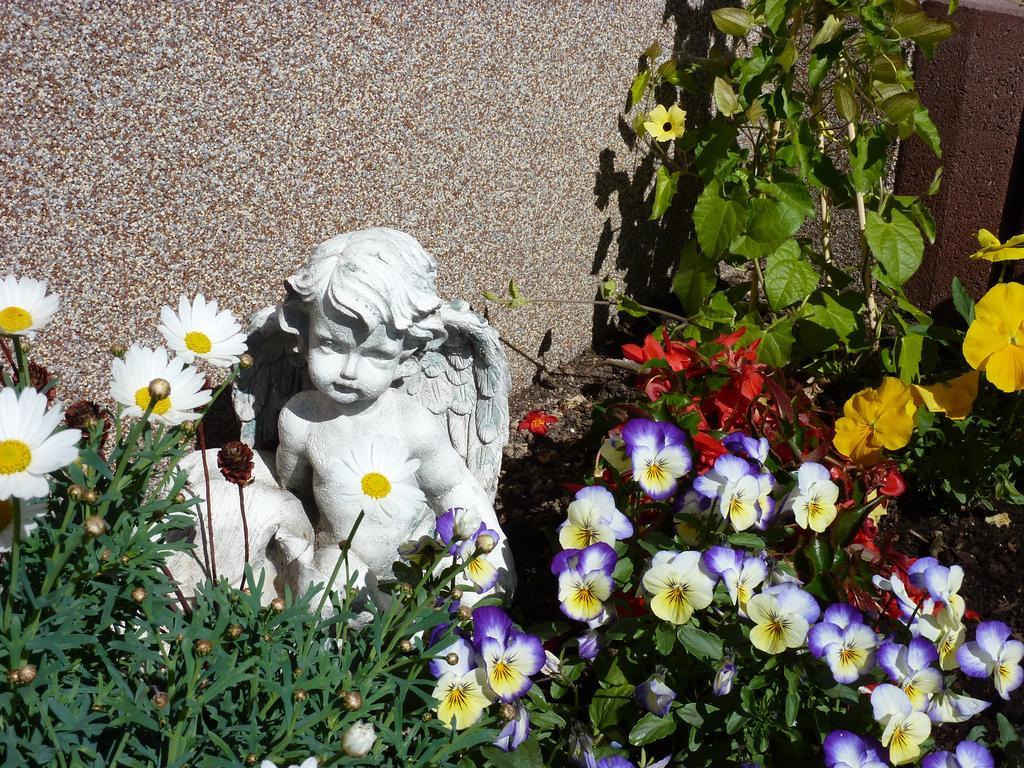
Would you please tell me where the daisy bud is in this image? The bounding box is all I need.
[343,691,363,711]
[293,689,307,702]
[194,639,213,655]
[81,488,99,505]
[179,420,195,435]
[151,691,168,709]
[131,586,146,603]
[110,343,127,358]
[445,652,460,666]
[475,533,497,554]
[17,665,37,684]
[84,515,107,538]
[270,597,286,613]
[7,669,20,684]
[342,720,377,758]
[294,667,304,677]
[421,712,433,722]
[457,605,473,622]
[399,639,414,654]
[173,493,186,505]
[239,353,254,369]
[19,339,31,353]
[226,624,243,639]
[450,588,463,601]
[245,754,258,765]
[99,548,111,561]
[148,378,171,402]
[399,582,413,595]
[67,484,85,501]
[498,702,517,721]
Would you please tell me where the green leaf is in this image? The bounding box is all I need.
[913,106,942,157]
[711,7,755,37]
[655,622,676,655]
[731,198,802,259]
[727,532,766,549]
[693,184,744,258]
[951,277,976,324]
[677,623,724,661]
[880,93,920,125]
[892,11,955,56]
[617,294,650,318]
[804,291,858,342]
[629,712,677,746]
[480,736,544,768]
[996,713,1020,747]
[673,240,719,314]
[865,209,924,287]
[764,240,819,310]
[650,166,681,221]
[926,166,943,197]
[755,319,796,367]
[589,684,634,732]
[777,39,797,71]
[763,0,788,31]
[809,15,844,50]
[713,77,741,117]
[833,82,860,121]
[756,179,816,221]
[692,290,736,329]
[784,666,801,726]
[898,331,925,382]
[629,69,650,110]
[850,128,889,193]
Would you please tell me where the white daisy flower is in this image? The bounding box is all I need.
[0,275,60,337]
[158,294,247,368]
[0,387,81,500]
[0,497,48,551]
[333,436,426,519]
[109,346,211,425]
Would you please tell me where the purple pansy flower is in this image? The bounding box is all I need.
[493,703,531,752]
[471,606,545,702]
[921,740,994,768]
[723,431,770,465]
[620,418,692,500]
[635,672,676,717]
[551,542,617,622]
[808,604,878,684]
[877,637,943,711]
[956,620,1024,700]
[822,730,889,768]
[702,546,767,609]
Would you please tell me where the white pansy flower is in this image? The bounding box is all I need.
[158,294,247,367]
[0,387,80,500]
[0,275,60,337]
[333,436,426,519]
[786,461,840,532]
[342,721,377,757]
[109,346,211,426]
[0,497,47,551]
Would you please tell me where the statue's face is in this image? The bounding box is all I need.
[307,306,404,407]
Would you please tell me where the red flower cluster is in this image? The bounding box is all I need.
[622,329,702,401]
[518,410,558,436]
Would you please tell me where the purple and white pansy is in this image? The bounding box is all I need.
[822,729,889,768]
[784,461,841,533]
[702,546,767,609]
[877,637,944,712]
[558,485,633,550]
[493,702,531,752]
[552,542,617,622]
[921,740,995,768]
[635,672,676,717]
[956,620,1024,700]
[620,418,692,500]
[807,603,878,684]
[472,607,545,702]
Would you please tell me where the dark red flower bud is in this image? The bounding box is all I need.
[217,441,254,486]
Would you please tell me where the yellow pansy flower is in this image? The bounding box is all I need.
[968,229,1024,262]
[911,370,979,420]
[833,378,917,466]
[643,104,686,142]
[963,281,1024,392]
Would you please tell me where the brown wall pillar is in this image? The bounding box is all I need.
[895,0,1024,314]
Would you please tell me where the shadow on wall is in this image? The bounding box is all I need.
[590,0,733,349]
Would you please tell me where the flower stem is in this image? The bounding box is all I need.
[11,336,29,390]
[3,499,22,630]
[237,483,250,590]
[197,422,217,584]
[98,401,156,520]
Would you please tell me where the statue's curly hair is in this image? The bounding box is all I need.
[278,228,447,357]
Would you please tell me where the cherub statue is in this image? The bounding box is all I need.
[197,228,516,607]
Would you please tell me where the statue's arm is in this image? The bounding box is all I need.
[276,399,314,502]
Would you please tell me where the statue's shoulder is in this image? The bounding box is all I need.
[277,390,323,443]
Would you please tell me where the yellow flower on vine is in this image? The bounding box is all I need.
[911,370,979,421]
[963,282,1024,393]
[833,378,916,466]
[644,104,686,142]
[967,229,1024,262]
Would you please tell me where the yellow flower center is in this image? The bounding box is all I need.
[665,582,692,608]
[807,498,825,520]
[361,471,392,499]
[0,499,13,530]
[0,306,32,333]
[763,611,791,641]
[838,645,862,666]
[134,387,172,415]
[644,460,667,481]
[0,439,32,475]
[572,582,600,612]
[184,331,213,355]
[889,723,911,750]
[574,524,599,547]
[444,681,471,708]
[491,660,514,684]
